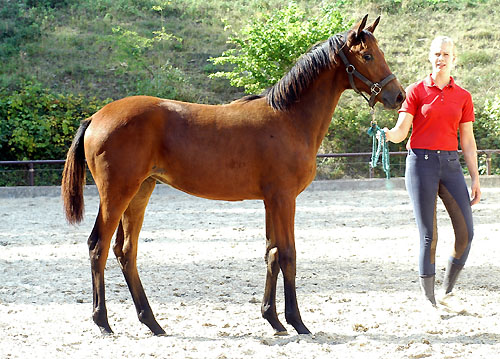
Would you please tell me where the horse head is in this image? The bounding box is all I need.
[340,15,405,109]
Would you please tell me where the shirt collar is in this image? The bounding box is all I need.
[424,74,455,89]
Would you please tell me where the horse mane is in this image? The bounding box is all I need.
[231,94,263,104]
[265,34,346,111]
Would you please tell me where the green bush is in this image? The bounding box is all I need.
[475,95,500,175]
[0,82,111,161]
[476,95,500,149]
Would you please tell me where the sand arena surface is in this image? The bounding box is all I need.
[1,183,499,358]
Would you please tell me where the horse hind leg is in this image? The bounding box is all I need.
[112,177,165,336]
[88,176,150,335]
[88,205,124,335]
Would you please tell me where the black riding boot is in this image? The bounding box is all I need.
[419,275,436,306]
[443,261,464,295]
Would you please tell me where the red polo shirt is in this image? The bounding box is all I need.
[399,75,475,151]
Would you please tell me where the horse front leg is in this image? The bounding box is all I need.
[261,207,287,335]
[281,248,310,335]
[264,195,311,335]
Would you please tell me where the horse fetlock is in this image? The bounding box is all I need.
[137,309,152,323]
[285,312,310,335]
[92,308,113,334]
[295,323,312,335]
[138,310,166,336]
[261,307,287,334]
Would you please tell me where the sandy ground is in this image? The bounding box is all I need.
[1,183,499,359]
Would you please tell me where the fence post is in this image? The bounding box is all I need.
[28,162,35,186]
[486,153,492,176]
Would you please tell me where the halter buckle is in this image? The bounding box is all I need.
[371,83,382,95]
[346,65,355,74]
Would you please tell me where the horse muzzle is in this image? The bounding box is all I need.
[380,83,405,110]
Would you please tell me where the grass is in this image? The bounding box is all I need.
[1,0,499,104]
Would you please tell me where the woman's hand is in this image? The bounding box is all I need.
[382,112,413,144]
[470,178,481,206]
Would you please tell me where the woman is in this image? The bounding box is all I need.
[383,36,481,306]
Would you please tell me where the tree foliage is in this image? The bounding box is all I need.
[208,2,351,94]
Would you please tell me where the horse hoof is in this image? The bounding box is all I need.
[298,327,311,335]
[274,330,288,336]
[99,326,114,336]
[153,329,167,337]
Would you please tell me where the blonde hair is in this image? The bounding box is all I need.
[429,36,457,57]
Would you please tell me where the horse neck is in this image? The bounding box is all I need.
[289,65,348,153]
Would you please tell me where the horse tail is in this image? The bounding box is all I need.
[61,118,91,224]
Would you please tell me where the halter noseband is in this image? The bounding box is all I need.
[337,46,396,108]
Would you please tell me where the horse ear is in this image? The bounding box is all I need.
[366,16,380,34]
[354,14,368,38]
[347,14,368,46]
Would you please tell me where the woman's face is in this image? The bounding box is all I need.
[429,41,455,76]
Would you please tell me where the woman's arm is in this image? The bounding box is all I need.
[459,121,481,205]
[383,112,414,143]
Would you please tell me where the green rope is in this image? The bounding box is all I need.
[367,122,390,179]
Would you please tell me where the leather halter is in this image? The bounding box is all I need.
[337,46,396,108]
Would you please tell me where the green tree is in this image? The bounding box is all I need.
[209,2,351,94]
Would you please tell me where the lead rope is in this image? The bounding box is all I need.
[366,108,391,179]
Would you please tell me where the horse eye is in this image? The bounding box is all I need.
[363,54,373,61]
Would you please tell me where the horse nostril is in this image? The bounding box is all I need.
[396,92,405,104]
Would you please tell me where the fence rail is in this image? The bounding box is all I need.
[317,149,500,178]
[1,150,499,186]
